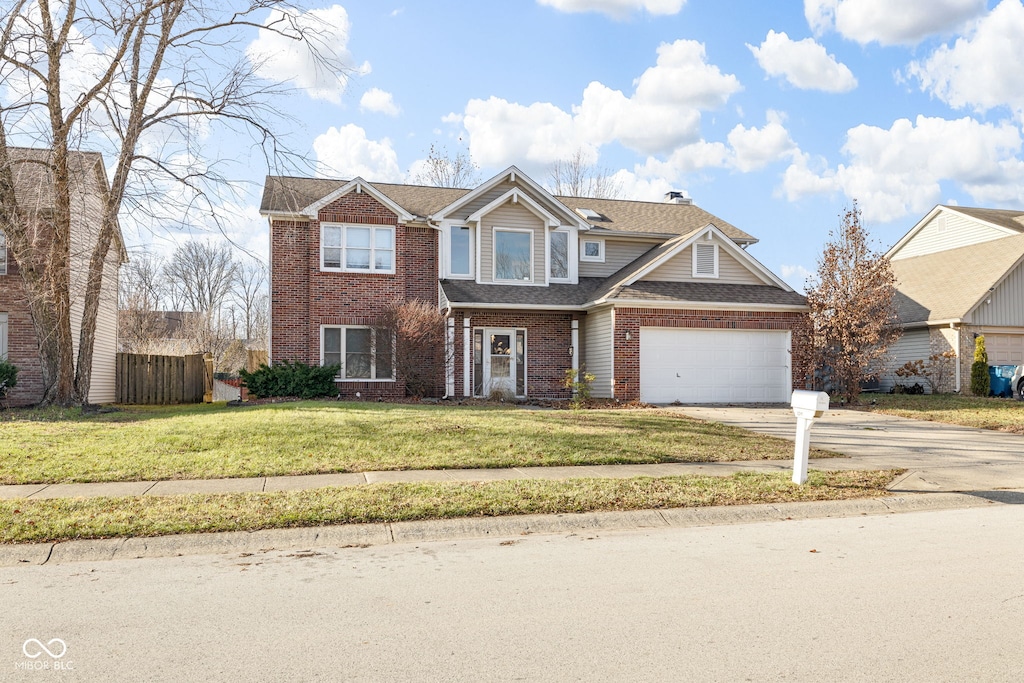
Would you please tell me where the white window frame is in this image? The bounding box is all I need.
[0,312,7,360]
[320,223,395,274]
[692,242,719,279]
[446,224,474,279]
[549,228,571,283]
[320,325,395,382]
[0,229,7,275]
[580,238,605,263]
[493,227,534,284]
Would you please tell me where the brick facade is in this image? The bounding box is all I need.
[612,307,807,402]
[0,255,44,406]
[269,191,439,399]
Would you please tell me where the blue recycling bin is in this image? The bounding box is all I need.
[988,365,1016,398]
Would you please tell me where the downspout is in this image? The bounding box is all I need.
[953,322,961,393]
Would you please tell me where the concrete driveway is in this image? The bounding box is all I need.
[675,405,1024,493]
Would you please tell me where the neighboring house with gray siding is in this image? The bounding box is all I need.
[887,205,1024,395]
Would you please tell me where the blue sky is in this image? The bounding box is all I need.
[153,1,1024,289]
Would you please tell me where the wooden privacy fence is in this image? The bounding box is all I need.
[116,352,213,405]
[246,349,268,372]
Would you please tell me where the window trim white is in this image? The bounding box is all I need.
[492,227,534,284]
[446,224,474,279]
[0,229,7,275]
[0,312,7,360]
[580,237,605,263]
[548,228,571,283]
[320,222,396,274]
[320,325,395,382]
[692,242,719,279]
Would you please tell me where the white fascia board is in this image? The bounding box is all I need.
[260,211,309,220]
[447,302,585,311]
[584,299,808,313]
[467,188,560,227]
[299,177,415,222]
[432,165,588,229]
[622,223,791,291]
[886,205,943,258]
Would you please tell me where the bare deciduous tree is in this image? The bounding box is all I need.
[233,258,268,342]
[163,240,238,322]
[413,143,480,188]
[118,252,168,353]
[794,202,901,404]
[0,0,348,405]
[374,300,450,398]
[548,148,623,199]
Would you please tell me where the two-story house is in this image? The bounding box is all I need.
[0,148,125,405]
[260,166,807,404]
[886,205,1024,395]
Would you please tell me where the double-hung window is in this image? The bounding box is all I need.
[321,224,394,273]
[322,326,393,380]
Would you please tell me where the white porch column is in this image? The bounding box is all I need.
[463,318,471,398]
[571,319,579,375]
[446,318,455,397]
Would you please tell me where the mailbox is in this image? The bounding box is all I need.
[790,390,830,485]
[791,390,830,419]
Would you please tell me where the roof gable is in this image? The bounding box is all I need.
[300,177,414,222]
[432,166,587,228]
[889,205,1024,260]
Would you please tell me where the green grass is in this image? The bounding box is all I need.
[858,394,1024,433]
[0,470,901,544]
[0,402,833,485]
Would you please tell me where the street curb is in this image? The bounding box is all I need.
[0,492,1001,568]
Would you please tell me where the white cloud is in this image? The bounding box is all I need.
[748,30,857,93]
[906,0,1024,117]
[312,124,403,181]
[781,151,841,201]
[805,0,985,45]
[460,40,740,167]
[360,88,400,116]
[608,169,676,202]
[537,0,686,19]
[247,5,370,104]
[781,264,814,281]
[727,111,799,172]
[781,115,1024,222]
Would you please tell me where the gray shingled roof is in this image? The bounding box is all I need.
[261,175,755,242]
[608,281,807,306]
[891,233,1024,323]
[7,147,106,209]
[944,206,1024,233]
[441,278,607,307]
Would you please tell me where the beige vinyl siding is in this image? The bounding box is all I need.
[452,181,517,221]
[583,306,614,398]
[480,204,545,284]
[970,261,1024,326]
[881,328,932,393]
[893,212,1012,260]
[579,239,657,277]
[643,243,764,285]
[89,247,120,403]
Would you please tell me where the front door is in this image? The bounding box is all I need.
[483,329,516,397]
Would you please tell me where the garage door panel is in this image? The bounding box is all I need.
[985,334,1024,365]
[640,328,791,404]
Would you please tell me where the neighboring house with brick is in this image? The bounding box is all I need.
[260,166,807,403]
[0,148,125,406]
[886,205,1024,395]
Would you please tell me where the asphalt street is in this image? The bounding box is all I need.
[3,504,1023,682]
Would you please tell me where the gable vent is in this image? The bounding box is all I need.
[694,243,716,276]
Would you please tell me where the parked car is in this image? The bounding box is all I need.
[1013,365,1024,400]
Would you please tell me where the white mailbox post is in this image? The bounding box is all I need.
[790,390,830,485]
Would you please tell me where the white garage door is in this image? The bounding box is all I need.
[985,333,1024,365]
[640,328,791,404]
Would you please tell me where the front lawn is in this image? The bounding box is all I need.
[858,394,1024,433]
[0,402,832,485]
[0,470,900,544]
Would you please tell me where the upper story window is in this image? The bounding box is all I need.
[494,228,532,282]
[0,229,6,275]
[692,242,719,278]
[450,225,472,277]
[550,230,569,281]
[321,223,395,273]
[322,326,394,380]
[580,238,604,263]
